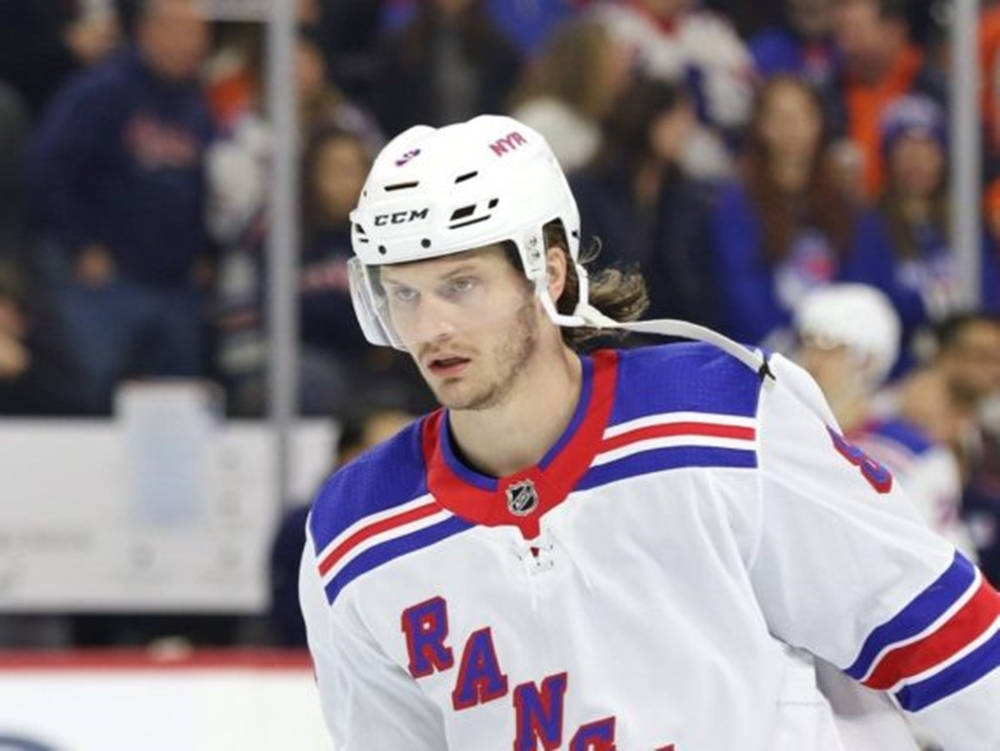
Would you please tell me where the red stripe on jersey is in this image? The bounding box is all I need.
[863,577,1000,690]
[601,422,755,453]
[318,500,443,576]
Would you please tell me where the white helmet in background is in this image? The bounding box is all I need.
[794,283,902,386]
[347,115,588,350]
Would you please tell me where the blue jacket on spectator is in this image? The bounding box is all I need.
[27,46,214,286]
[841,212,1000,341]
[710,179,861,346]
[300,225,369,357]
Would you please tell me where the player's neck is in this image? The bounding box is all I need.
[448,340,582,479]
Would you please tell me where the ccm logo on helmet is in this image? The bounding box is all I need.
[489,131,527,157]
[374,209,429,226]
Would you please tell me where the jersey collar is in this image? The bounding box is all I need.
[421,349,618,539]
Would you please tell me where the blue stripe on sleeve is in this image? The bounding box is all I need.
[895,625,1000,711]
[845,551,977,680]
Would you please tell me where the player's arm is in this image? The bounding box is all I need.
[299,525,448,750]
[748,355,1000,749]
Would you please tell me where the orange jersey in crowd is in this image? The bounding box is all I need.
[844,45,924,199]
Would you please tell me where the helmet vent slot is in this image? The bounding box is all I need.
[384,181,419,192]
[488,198,499,209]
[450,205,476,221]
[450,215,491,230]
[454,171,479,184]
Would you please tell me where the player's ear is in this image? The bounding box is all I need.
[545,245,568,304]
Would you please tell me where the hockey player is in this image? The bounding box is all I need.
[299,115,1000,750]
[793,283,977,556]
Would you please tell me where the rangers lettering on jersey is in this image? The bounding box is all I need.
[402,596,629,749]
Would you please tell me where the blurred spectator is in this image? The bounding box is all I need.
[0,260,89,415]
[299,126,431,414]
[793,283,976,556]
[875,313,1000,457]
[509,16,632,172]
[209,122,426,417]
[705,0,784,40]
[750,0,838,89]
[206,27,383,152]
[593,0,754,177]
[571,78,718,324]
[300,127,370,360]
[710,75,855,348]
[269,402,417,646]
[295,29,384,153]
[831,0,944,199]
[372,0,521,136]
[843,95,1000,372]
[0,0,120,118]
[314,0,387,106]
[26,0,215,412]
[0,82,29,262]
[981,3,1000,158]
[965,400,1000,588]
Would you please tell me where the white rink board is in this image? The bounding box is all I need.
[0,653,332,751]
[0,419,335,612]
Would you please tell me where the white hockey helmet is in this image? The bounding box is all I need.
[794,283,902,385]
[346,115,589,349]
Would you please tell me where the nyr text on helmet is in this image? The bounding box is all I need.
[490,131,527,157]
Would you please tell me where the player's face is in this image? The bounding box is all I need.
[379,247,542,411]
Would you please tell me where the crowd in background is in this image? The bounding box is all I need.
[2,0,1000,644]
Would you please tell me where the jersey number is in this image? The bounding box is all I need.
[827,428,893,494]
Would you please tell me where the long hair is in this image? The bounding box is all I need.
[592,77,688,181]
[878,151,949,261]
[505,220,649,351]
[743,76,854,265]
[300,126,370,248]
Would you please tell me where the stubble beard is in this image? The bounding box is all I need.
[433,299,540,412]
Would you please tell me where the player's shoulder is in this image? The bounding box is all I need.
[609,342,763,427]
[308,418,429,554]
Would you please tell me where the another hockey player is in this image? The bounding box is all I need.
[793,283,977,556]
[300,115,1000,750]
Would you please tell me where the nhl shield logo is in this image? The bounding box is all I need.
[506,480,539,516]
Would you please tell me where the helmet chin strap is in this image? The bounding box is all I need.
[534,270,775,382]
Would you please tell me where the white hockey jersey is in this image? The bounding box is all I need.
[851,418,978,558]
[300,344,1000,750]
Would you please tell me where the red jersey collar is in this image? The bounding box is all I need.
[421,350,618,539]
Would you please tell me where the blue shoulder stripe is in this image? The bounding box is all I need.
[609,343,762,428]
[309,419,428,553]
[845,552,977,680]
[578,445,756,491]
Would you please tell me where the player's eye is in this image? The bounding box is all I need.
[441,277,479,299]
[388,286,419,305]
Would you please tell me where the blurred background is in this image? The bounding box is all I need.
[2,0,1000,747]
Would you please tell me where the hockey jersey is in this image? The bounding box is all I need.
[851,418,977,558]
[300,344,1000,750]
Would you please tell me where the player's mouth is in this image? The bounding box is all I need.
[427,355,471,377]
